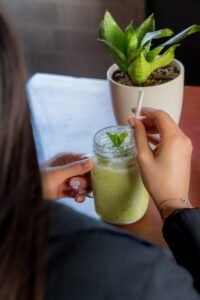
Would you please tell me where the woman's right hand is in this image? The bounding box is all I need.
[128,109,193,216]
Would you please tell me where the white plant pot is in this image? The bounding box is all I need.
[107,59,184,125]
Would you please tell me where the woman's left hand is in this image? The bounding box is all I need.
[40,153,93,202]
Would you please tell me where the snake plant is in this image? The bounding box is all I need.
[99,11,200,85]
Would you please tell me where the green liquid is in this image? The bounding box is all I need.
[92,157,149,224]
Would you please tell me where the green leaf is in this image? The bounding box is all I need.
[141,28,173,47]
[98,11,200,86]
[144,41,152,52]
[106,132,128,147]
[128,45,179,84]
[151,44,179,70]
[124,24,138,60]
[99,38,128,72]
[128,50,152,84]
[146,46,164,62]
[119,132,128,145]
[143,41,152,59]
[137,14,155,45]
[99,10,124,54]
[162,24,200,47]
[106,132,117,146]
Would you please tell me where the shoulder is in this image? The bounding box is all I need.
[46,202,198,300]
[46,201,159,298]
[46,202,159,296]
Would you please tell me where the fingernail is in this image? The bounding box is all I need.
[139,116,146,120]
[127,118,135,128]
[70,180,80,191]
[81,154,92,159]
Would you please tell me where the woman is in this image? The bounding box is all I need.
[0,11,200,300]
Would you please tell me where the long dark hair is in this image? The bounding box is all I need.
[0,12,46,300]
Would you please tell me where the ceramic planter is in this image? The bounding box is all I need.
[107,59,184,125]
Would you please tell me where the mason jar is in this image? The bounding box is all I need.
[91,125,149,224]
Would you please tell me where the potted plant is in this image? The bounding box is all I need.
[99,11,200,124]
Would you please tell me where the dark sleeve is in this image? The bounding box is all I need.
[142,250,199,300]
[163,208,200,291]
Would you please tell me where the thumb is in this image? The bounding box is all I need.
[128,117,153,164]
[51,159,93,182]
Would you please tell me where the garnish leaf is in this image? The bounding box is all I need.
[106,131,128,147]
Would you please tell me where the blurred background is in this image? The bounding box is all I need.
[1,0,200,85]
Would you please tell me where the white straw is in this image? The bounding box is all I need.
[135,89,144,119]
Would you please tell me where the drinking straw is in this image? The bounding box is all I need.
[135,89,144,119]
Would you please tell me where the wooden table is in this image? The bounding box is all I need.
[27,75,200,248]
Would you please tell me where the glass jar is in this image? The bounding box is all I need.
[91,125,149,224]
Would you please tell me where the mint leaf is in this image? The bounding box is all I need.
[119,132,128,144]
[106,131,128,147]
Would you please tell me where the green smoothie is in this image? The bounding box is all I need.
[92,125,149,224]
[92,157,149,224]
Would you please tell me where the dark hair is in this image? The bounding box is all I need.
[0,12,46,300]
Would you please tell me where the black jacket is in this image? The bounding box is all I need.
[46,202,200,299]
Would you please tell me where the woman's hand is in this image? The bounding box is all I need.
[128,109,193,219]
[40,153,93,202]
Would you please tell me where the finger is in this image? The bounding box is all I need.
[147,134,160,146]
[62,185,88,199]
[131,108,159,134]
[131,108,160,134]
[128,117,154,162]
[132,107,179,137]
[132,107,157,114]
[49,153,84,167]
[62,188,77,198]
[75,191,87,203]
[52,159,94,183]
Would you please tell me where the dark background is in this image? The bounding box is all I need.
[0,0,144,79]
[1,0,200,85]
[146,0,200,85]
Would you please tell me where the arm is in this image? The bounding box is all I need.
[163,208,200,290]
[144,247,200,298]
[128,109,200,282]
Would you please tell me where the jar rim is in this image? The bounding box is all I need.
[93,125,135,158]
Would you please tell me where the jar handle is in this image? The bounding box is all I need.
[81,154,93,198]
